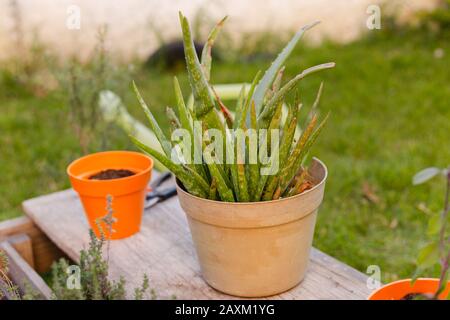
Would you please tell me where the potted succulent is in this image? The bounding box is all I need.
[369,166,450,300]
[129,12,334,297]
[67,151,153,240]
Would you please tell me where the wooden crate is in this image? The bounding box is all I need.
[0,217,64,300]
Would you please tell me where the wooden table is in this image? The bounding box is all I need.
[22,175,373,300]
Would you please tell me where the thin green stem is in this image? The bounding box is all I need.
[435,168,450,298]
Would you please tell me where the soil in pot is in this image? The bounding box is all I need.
[401,293,436,300]
[89,169,135,180]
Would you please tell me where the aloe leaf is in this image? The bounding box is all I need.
[279,113,297,167]
[130,135,208,198]
[293,102,304,141]
[235,70,261,129]
[229,134,240,200]
[272,184,282,200]
[179,13,222,124]
[255,103,283,200]
[233,85,247,130]
[267,102,283,153]
[173,77,193,132]
[258,62,335,129]
[236,129,249,202]
[166,106,193,167]
[248,102,260,200]
[254,129,271,201]
[132,81,172,157]
[260,105,283,199]
[173,77,210,180]
[287,168,308,197]
[208,178,218,200]
[262,176,279,201]
[180,12,228,173]
[173,78,195,159]
[252,21,320,115]
[203,152,235,202]
[237,164,250,202]
[201,16,228,82]
[264,66,285,103]
[279,113,329,194]
[211,86,233,128]
[278,114,317,193]
[309,81,324,118]
[202,120,233,189]
[98,90,166,171]
[264,113,297,199]
[166,106,181,135]
[255,178,266,201]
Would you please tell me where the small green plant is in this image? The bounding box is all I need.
[130,12,334,202]
[60,27,134,154]
[412,165,450,299]
[0,249,43,300]
[417,0,450,33]
[0,250,21,300]
[0,228,151,300]
[51,229,129,300]
[0,196,152,300]
[50,195,150,300]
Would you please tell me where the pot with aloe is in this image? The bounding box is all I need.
[129,12,335,297]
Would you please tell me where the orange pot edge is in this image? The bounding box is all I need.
[368,278,450,300]
[67,151,153,239]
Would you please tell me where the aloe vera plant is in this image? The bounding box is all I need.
[130,12,335,202]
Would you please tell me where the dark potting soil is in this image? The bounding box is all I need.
[89,169,136,180]
[401,293,436,300]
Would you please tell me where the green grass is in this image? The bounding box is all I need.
[1,31,449,283]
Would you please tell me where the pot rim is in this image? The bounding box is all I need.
[67,150,153,184]
[367,278,444,300]
[175,157,327,205]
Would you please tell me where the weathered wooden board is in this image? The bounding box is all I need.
[1,239,53,299]
[0,216,65,273]
[22,176,373,300]
[7,234,35,269]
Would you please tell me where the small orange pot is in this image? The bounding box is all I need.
[67,151,153,240]
[369,278,450,300]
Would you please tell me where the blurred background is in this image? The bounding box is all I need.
[1,0,449,283]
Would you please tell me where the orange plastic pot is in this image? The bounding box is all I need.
[368,278,450,300]
[67,151,153,240]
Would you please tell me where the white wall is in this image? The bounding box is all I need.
[0,0,438,62]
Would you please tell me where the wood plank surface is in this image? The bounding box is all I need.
[0,240,53,299]
[22,175,373,300]
[7,234,35,269]
[0,216,65,273]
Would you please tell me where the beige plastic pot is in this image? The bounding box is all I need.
[176,158,328,297]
